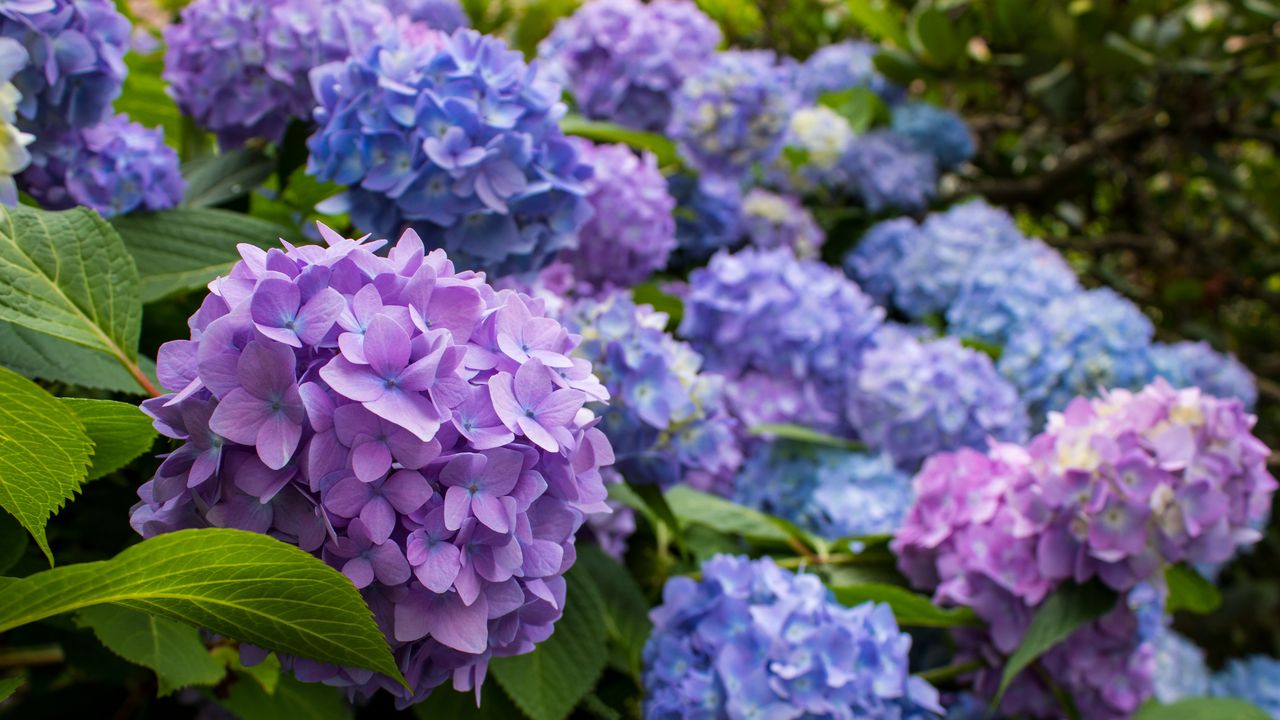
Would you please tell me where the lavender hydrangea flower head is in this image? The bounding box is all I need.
[843,217,918,307]
[946,237,1080,345]
[556,139,676,294]
[722,371,842,433]
[644,555,943,719]
[21,113,183,217]
[768,105,857,195]
[0,38,32,206]
[1150,340,1257,410]
[0,0,129,132]
[999,288,1156,423]
[669,50,796,179]
[843,131,938,213]
[738,189,825,259]
[538,0,721,133]
[798,41,904,105]
[381,0,469,31]
[1211,656,1280,716]
[668,173,743,265]
[891,102,975,171]
[130,225,614,705]
[165,0,391,148]
[848,333,1029,472]
[564,293,740,496]
[308,27,593,278]
[734,442,912,539]
[679,247,885,433]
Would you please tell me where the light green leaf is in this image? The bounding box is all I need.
[846,0,909,47]
[217,671,352,720]
[1164,564,1222,615]
[0,321,155,394]
[59,399,157,480]
[112,208,298,303]
[830,582,980,628]
[0,528,405,687]
[747,423,866,452]
[0,676,21,702]
[182,149,275,209]
[559,115,679,167]
[76,605,225,692]
[0,205,143,372]
[0,367,93,563]
[995,580,1116,704]
[575,545,651,678]
[1134,698,1270,720]
[819,87,889,134]
[664,485,792,545]
[491,565,608,720]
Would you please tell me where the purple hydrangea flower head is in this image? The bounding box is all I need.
[644,555,943,719]
[308,27,593,278]
[848,333,1029,472]
[668,50,796,179]
[843,130,938,213]
[946,237,1081,345]
[734,442,912,539]
[556,139,676,294]
[0,0,129,132]
[564,293,740,496]
[668,172,743,265]
[723,370,842,433]
[1150,340,1257,410]
[999,288,1155,424]
[1150,628,1210,703]
[1211,655,1280,716]
[891,102,975,170]
[798,41,904,106]
[738,189,825,259]
[381,0,469,31]
[538,0,720,133]
[165,0,391,148]
[21,112,183,217]
[767,105,857,196]
[130,225,614,705]
[679,247,885,434]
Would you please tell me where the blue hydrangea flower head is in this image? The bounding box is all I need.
[557,139,676,294]
[668,172,743,265]
[308,27,593,277]
[848,332,1029,471]
[946,237,1080,345]
[669,49,796,178]
[767,104,857,196]
[999,288,1155,424]
[798,40,904,106]
[381,0,469,31]
[739,188,825,259]
[843,216,920,307]
[1150,340,1257,410]
[565,293,741,495]
[1150,628,1210,704]
[844,130,938,213]
[165,0,391,148]
[539,0,720,133]
[734,442,912,539]
[1211,656,1280,716]
[0,0,129,131]
[21,112,183,217]
[644,555,943,719]
[891,102,975,171]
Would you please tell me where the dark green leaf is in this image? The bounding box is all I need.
[575,545,652,678]
[872,48,927,84]
[0,676,21,702]
[1134,698,1271,720]
[412,681,523,719]
[559,115,679,167]
[491,565,609,720]
[747,423,866,451]
[1164,564,1222,615]
[830,582,981,628]
[911,8,965,66]
[0,321,155,394]
[845,0,909,47]
[664,486,792,545]
[76,605,225,692]
[181,149,274,209]
[0,512,27,574]
[626,481,685,548]
[59,399,157,480]
[994,580,1116,704]
[217,672,352,720]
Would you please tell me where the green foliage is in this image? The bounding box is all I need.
[76,605,225,693]
[0,528,405,686]
[575,545,652,678]
[0,676,21,702]
[559,115,680,167]
[0,513,27,575]
[818,87,889,133]
[664,485,793,546]
[181,149,276,209]
[1134,698,1271,720]
[0,367,93,563]
[830,582,981,628]
[116,51,183,150]
[217,673,354,720]
[60,399,157,479]
[748,423,867,451]
[845,0,909,47]
[491,565,609,720]
[413,682,523,719]
[1165,564,1223,615]
[0,322,155,394]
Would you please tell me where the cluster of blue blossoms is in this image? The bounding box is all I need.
[1151,628,1280,717]
[308,27,593,277]
[644,555,943,719]
[667,173,744,265]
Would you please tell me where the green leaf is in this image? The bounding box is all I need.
[217,672,352,720]
[116,52,182,150]
[0,205,143,368]
[112,208,298,303]
[664,485,793,545]
[211,645,281,695]
[575,545,652,678]
[412,681,523,719]
[0,321,155,394]
[818,87,889,134]
[181,149,275,209]
[846,0,909,47]
[830,583,981,628]
[0,676,21,702]
[1134,698,1271,720]
[747,423,866,452]
[1164,564,1222,615]
[0,528,405,687]
[76,605,225,692]
[872,48,927,85]
[994,580,1116,704]
[59,399,157,480]
[491,565,608,720]
[0,512,28,575]
[911,7,965,66]
[0,367,93,563]
[631,282,683,330]
[559,115,679,167]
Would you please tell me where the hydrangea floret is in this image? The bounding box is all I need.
[381,0,469,32]
[890,102,975,171]
[797,40,903,105]
[1150,340,1257,410]
[768,105,857,195]
[842,131,938,213]
[1210,655,1280,716]
[738,188,825,259]
[945,237,1080,345]
[130,225,614,705]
